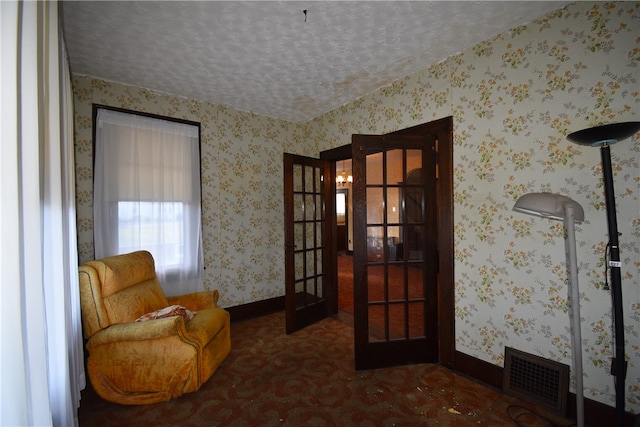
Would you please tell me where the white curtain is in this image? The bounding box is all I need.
[1,1,85,426]
[94,109,204,296]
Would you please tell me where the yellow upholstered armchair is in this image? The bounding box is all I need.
[78,250,231,405]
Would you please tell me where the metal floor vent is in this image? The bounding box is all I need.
[503,347,569,415]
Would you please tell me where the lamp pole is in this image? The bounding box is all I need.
[600,144,625,427]
[563,203,584,427]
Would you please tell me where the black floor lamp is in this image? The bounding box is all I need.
[567,121,640,426]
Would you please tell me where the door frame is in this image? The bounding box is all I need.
[320,116,454,369]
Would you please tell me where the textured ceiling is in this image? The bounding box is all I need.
[61,1,570,123]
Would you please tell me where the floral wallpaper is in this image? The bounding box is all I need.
[73,1,639,413]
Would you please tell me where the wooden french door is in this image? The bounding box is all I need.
[352,134,439,370]
[283,153,333,334]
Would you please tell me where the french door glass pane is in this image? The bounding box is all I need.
[408,267,425,299]
[295,280,305,300]
[316,275,324,299]
[386,188,400,224]
[408,302,425,338]
[315,167,322,191]
[294,194,304,221]
[293,164,303,192]
[388,267,405,301]
[294,251,304,279]
[306,250,316,276]
[366,152,383,185]
[305,194,315,220]
[366,188,384,224]
[316,248,323,273]
[315,223,322,248]
[366,226,384,263]
[388,226,401,261]
[405,187,424,224]
[388,303,405,340]
[406,149,422,176]
[315,194,322,220]
[305,222,315,247]
[386,149,404,184]
[294,223,304,249]
[367,265,384,303]
[305,166,314,192]
[368,305,385,342]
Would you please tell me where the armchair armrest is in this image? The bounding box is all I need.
[86,316,189,350]
[167,289,219,311]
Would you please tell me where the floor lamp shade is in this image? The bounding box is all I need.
[513,193,584,223]
[567,121,640,147]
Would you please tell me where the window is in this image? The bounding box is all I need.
[93,107,203,296]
